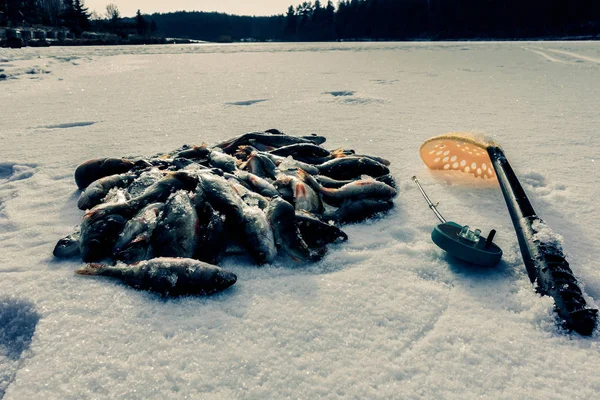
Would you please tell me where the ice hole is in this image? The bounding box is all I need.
[443,150,450,156]
[442,157,449,162]
[465,166,471,173]
[452,162,459,169]
[443,164,450,170]
[429,150,435,155]
[434,157,441,163]
[460,160,466,166]
[482,163,487,170]
[436,151,443,156]
[471,162,477,169]
[477,168,482,175]
[450,155,457,162]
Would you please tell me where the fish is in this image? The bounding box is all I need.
[78,196,137,263]
[177,143,211,159]
[198,173,246,226]
[75,257,237,296]
[269,143,331,158]
[171,157,202,170]
[209,150,238,173]
[79,211,130,262]
[274,173,323,214]
[53,228,81,258]
[264,128,284,135]
[194,204,228,265]
[375,174,397,189]
[274,184,294,204]
[324,199,394,224]
[127,168,164,198]
[274,156,321,176]
[300,134,327,145]
[316,157,389,180]
[242,151,278,180]
[266,196,324,262]
[297,169,396,206]
[101,188,130,204]
[152,191,199,258]
[112,202,164,263]
[247,139,276,152]
[233,170,279,197]
[242,206,277,264]
[74,158,135,190]
[242,190,269,210]
[128,171,200,209]
[353,154,391,166]
[315,174,397,190]
[215,132,326,154]
[77,173,136,210]
[295,210,348,247]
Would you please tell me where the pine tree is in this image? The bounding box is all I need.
[73,0,90,33]
[135,9,148,36]
[284,5,297,39]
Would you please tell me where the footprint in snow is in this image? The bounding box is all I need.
[226,99,268,106]
[324,90,355,97]
[43,121,96,129]
[0,163,37,183]
[0,297,40,400]
[521,171,547,188]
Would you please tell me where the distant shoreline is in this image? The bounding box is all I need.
[1,30,598,49]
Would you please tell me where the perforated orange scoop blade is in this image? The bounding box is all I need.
[419,132,498,180]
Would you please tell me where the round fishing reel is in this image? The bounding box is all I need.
[412,176,502,267]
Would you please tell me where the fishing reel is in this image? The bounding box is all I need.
[412,176,502,267]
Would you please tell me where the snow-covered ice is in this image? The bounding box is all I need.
[1,41,600,399]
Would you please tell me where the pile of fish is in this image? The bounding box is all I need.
[54,129,397,296]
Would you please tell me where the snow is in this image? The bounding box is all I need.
[1,41,600,399]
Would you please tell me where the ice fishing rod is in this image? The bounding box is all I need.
[419,133,598,335]
[412,176,502,267]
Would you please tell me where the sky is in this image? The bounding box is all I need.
[84,0,308,18]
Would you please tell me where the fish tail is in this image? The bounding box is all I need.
[75,263,107,275]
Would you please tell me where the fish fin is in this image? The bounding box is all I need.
[296,169,324,193]
[75,263,106,275]
[296,168,310,182]
[330,148,347,158]
[130,234,150,244]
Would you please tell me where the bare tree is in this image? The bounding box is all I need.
[105,2,119,20]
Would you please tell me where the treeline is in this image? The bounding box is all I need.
[149,11,284,42]
[147,0,600,41]
[0,0,157,38]
[2,0,600,41]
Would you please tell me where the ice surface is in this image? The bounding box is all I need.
[1,41,600,399]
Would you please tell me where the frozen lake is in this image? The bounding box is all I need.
[1,41,600,399]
